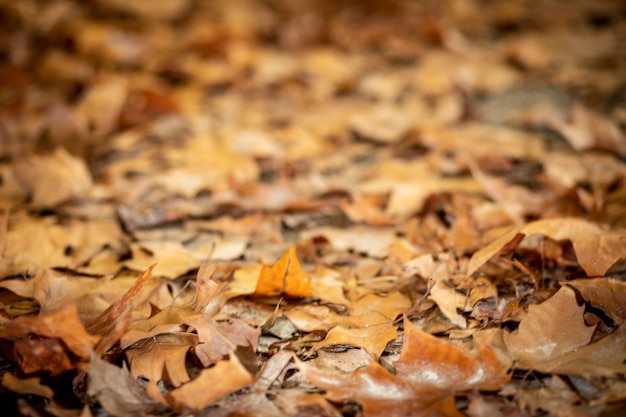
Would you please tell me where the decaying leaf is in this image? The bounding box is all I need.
[300,360,455,417]
[2,0,626,415]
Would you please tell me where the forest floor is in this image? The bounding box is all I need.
[1,0,626,416]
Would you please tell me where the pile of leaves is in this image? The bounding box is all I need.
[1,0,626,415]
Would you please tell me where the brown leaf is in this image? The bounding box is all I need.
[166,354,253,412]
[528,321,626,377]
[568,278,626,326]
[185,314,260,367]
[300,360,455,417]
[125,334,194,402]
[467,218,626,277]
[255,245,313,298]
[1,372,54,399]
[503,286,596,369]
[13,337,75,375]
[11,148,93,207]
[0,301,100,360]
[88,354,161,417]
[313,323,398,359]
[395,317,510,391]
[87,264,157,354]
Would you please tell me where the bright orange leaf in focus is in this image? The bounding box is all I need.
[255,245,313,298]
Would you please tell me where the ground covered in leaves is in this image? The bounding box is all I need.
[1,0,626,416]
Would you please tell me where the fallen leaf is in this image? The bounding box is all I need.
[88,354,162,417]
[255,245,313,298]
[13,337,75,375]
[313,323,398,359]
[87,264,157,354]
[166,354,253,412]
[568,278,626,326]
[467,218,626,277]
[300,359,454,417]
[503,286,596,368]
[1,372,54,399]
[529,322,626,377]
[395,317,510,391]
[0,301,100,360]
[11,148,92,207]
[185,314,260,367]
[125,334,194,402]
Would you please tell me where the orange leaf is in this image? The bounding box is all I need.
[300,359,454,417]
[0,301,99,360]
[255,245,313,298]
[166,354,253,412]
[395,317,510,391]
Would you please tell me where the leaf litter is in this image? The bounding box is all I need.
[1,0,626,416]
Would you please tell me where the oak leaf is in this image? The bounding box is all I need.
[313,323,398,360]
[125,334,194,403]
[467,218,626,277]
[166,354,253,412]
[300,360,456,417]
[503,286,596,369]
[88,354,162,417]
[395,317,510,391]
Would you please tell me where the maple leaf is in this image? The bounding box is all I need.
[255,245,313,297]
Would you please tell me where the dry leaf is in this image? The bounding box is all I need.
[255,245,313,298]
[0,301,99,360]
[503,286,596,368]
[313,323,398,360]
[88,354,162,417]
[166,354,253,412]
[529,322,626,377]
[12,148,92,207]
[467,218,626,277]
[300,360,454,417]
[185,314,260,367]
[395,317,510,391]
[125,334,194,402]
[1,372,54,399]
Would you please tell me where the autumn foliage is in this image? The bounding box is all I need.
[1,0,626,416]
